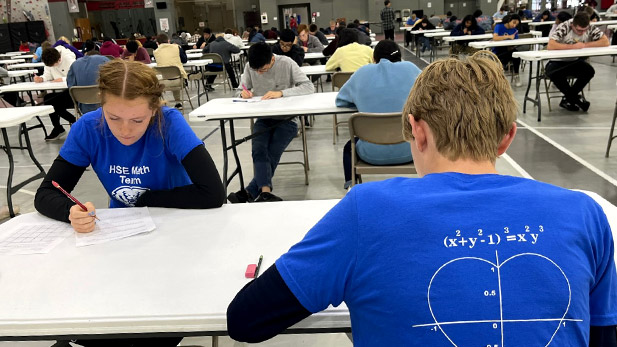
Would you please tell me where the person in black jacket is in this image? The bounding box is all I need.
[309,23,329,45]
[416,17,436,52]
[193,27,215,49]
[271,29,305,67]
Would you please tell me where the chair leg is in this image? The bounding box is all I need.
[606,99,617,157]
[184,87,194,109]
[332,114,337,144]
[543,75,552,112]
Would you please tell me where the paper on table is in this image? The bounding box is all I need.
[75,207,156,247]
[232,97,262,103]
[0,222,72,255]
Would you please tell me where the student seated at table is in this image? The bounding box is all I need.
[404,13,419,47]
[325,20,337,34]
[143,35,159,51]
[309,24,329,45]
[194,28,216,49]
[35,59,225,234]
[121,39,151,64]
[450,15,486,55]
[224,28,244,48]
[66,52,109,114]
[534,9,555,22]
[415,17,437,52]
[547,12,608,112]
[443,14,459,30]
[347,23,372,46]
[336,40,421,189]
[32,41,51,63]
[203,33,241,89]
[492,14,523,87]
[272,29,305,66]
[227,42,314,203]
[297,24,324,53]
[520,4,533,19]
[53,36,83,59]
[153,33,188,110]
[493,5,508,21]
[34,47,76,141]
[325,29,373,72]
[99,37,123,58]
[226,51,617,346]
[249,28,267,43]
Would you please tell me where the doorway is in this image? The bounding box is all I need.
[278,3,311,32]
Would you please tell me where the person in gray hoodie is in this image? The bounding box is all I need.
[203,33,241,88]
[227,42,314,203]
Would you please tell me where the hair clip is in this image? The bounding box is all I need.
[391,50,399,55]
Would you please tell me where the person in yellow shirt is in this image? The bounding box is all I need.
[325,28,373,72]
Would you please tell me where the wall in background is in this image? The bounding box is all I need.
[1,0,56,42]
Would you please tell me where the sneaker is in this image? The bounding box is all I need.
[559,97,579,112]
[45,127,66,141]
[253,191,283,202]
[205,86,215,92]
[575,97,590,112]
[174,103,183,111]
[0,205,19,220]
[227,189,253,203]
[514,74,522,87]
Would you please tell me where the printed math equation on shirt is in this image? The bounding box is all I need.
[443,225,544,249]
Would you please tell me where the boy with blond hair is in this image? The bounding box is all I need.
[227,52,617,346]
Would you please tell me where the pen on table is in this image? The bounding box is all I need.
[51,180,100,221]
[254,255,263,278]
[233,99,249,102]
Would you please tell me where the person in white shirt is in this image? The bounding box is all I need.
[34,46,76,140]
[608,0,617,13]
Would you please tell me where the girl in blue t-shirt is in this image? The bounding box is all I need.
[492,14,522,86]
[35,59,225,234]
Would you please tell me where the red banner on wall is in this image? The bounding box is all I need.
[86,0,145,11]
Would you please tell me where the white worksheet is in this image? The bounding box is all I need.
[75,207,156,247]
[0,222,72,255]
[232,97,262,103]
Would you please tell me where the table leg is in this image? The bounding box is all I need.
[2,123,46,218]
[212,336,218,347]
[534,61,542,122]
[220,120,229,196]
[2,128,16,217]
[228,119,245,190]
[522,60,533,114]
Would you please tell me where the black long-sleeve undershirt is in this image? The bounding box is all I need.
[34,144,225,222]
[227,265,617,346]
[227,264,312,343]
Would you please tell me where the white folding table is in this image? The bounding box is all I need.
[189,92,356,194]
[6,62,45,70]
[0,106,53,217]
[0,199,350,341]
[513,46,617,121]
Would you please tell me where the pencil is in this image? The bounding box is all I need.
[51,180,100,221]
[254,255,263,278]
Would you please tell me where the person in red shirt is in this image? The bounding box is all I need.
[19,41,30,52]
[289,16,298,34]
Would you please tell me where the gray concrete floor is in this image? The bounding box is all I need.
[2,32,617,346]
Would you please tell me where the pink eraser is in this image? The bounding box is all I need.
[245,264,257,278]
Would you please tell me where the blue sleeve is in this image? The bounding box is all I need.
[163,107,204,161]
[335,72,357,108]
[589,211,617,326]
[275,190,359,313]
[495,24,505,35]
[58,114,97,167]
[66,63,77,88]
[515,30,519,39]
[33,47,42,62]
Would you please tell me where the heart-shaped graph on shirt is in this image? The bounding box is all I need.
[413,251,582,347]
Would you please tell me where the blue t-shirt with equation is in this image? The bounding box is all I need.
[276,174,617,346]
[59,107,203,208]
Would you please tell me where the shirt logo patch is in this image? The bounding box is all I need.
[111,186,150,207]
